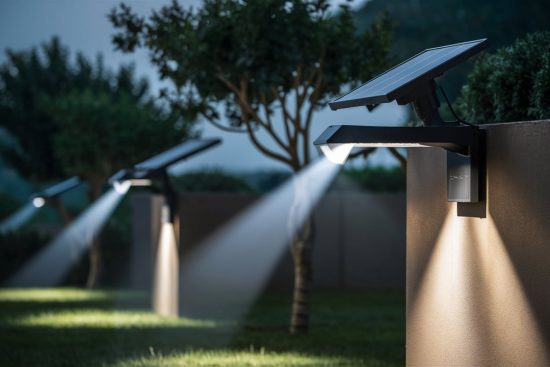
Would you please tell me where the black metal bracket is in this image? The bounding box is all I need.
[314,125,485,203]
[447,129,485,203]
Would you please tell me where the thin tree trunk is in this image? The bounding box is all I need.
[85,180,102,289]
[289,215,314,334]
[86,238,101,288]
[49,197,73,225]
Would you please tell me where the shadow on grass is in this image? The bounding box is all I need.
[0,289,404,367]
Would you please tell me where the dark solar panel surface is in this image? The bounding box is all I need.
[329,39,488,110]
[40,177,81,198]
[135,138,220,171]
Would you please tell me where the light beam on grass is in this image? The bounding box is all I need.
[181,155,342,321]
[0,203,39,233]
[6,185,131,287]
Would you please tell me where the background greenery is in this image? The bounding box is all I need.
[354,0,550,100]
[457,31,550,123]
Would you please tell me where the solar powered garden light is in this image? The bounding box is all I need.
[109,138,221,225]
[315,39,489,203]
[108,138,221,317]
[31,176,82,208]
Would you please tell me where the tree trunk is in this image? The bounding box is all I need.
[85,180,103,289]
[49,197,73,225]
[86,238,101,288]
[289,215,315,334]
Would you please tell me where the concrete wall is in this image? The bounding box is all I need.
[137,191,407,290]
[407,121,550,366]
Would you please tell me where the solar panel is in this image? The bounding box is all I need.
[134,138,221,172]
[33,177,81,199]
[329,39,489,110]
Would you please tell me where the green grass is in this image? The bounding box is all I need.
[0,288,404,367]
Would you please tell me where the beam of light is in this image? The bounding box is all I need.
[408,207,549,366]
[477,215,549,365]
[407,208,483,365]
[0,203,40,233]
[6,188,128,287]
[319,143,354,165]
[152,206,179,318]
[180,156,342,322]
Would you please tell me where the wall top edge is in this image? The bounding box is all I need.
[478,119,550,129]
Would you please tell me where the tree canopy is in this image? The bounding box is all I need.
[109,0,392,171]
[0,37,194,190]
[0,38,88,180]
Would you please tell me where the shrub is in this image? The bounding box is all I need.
[344,166,406,192]
[172,170,254,193]
[0,192,21,221]
[457,31,550,123]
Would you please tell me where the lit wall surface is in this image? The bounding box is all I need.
[407,120,550,366]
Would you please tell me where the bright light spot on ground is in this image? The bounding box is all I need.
[9,310,218,329]
[0,288,112,302]
[112,350,364,367]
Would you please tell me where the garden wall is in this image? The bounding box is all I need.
[132,191,406,291]
[407,120,550,366]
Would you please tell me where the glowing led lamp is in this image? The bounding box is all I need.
[32,197,46,208]
[30,176,82,207]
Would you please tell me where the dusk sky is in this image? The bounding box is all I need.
[0,0,406,173]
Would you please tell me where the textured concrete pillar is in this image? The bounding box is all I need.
[407,121,550,366]
[130,192,164,290]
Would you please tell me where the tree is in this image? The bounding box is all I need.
[110,0,392,333]
[0,38,77,182]
[456,31,550,123]
[0,38,99,223]
[47,63,193,288]
[0,38,195,287]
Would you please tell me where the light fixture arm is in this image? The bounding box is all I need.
[314,125,485,203]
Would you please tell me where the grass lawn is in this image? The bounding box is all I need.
[0,288,404,367]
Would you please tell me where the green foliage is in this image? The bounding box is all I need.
[344,166,405,192]
[0,37,194,193]
[354,0,550,99]
[457,31,550,123]
[0,37,79,180]
[241,170,292,192]
[109,0,392,169]
[0,289,404,367]
[172,170,254,193]
[48,85,189,189]
[0,192,21,221]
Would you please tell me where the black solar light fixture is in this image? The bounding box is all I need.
[315,39,489,203]
[108,138,221,223]
[31,176,82,208]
